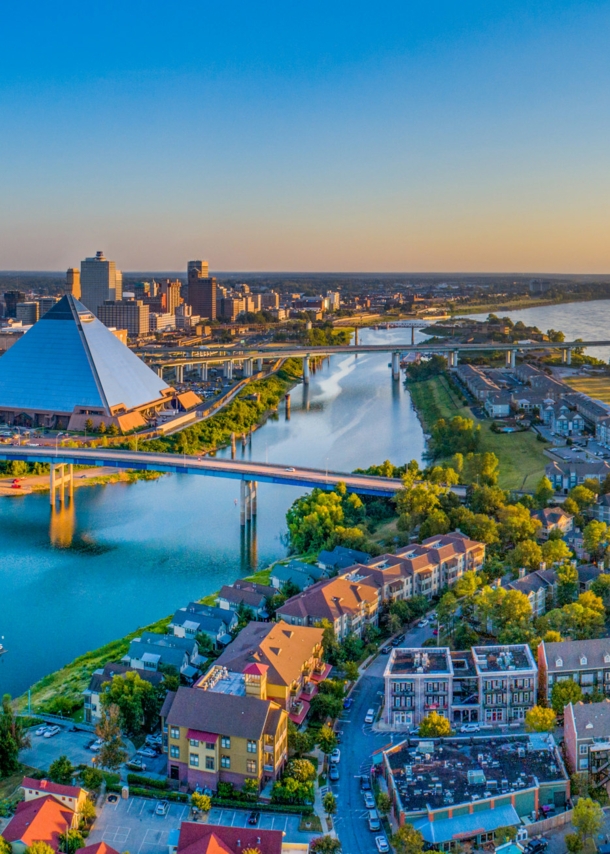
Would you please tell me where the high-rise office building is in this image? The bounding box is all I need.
[80,251,122,315]
[3,291,25,318]
[160,279,183,315]
[187,260,216,320]
[16,302,40,324]
[38,297,60,317]
[66,268,81,299]
[97,300,150,337]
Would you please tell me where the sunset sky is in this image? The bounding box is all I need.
[2,1,610,272]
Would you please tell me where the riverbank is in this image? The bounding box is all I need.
[0,467,164,497]
[407,374,548,490]
[451,293,610,317]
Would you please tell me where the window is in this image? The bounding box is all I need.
[221,756,231,768]
[206,742,215,750]
[190,739,199,747]
[555,658,563,667]
[170,727,180,739]
[247,760,256,773]
[221,736,231,749]
[205,757,215,770]
[170,745,180,759]
[580,745,589,755]
[190,753,199,767]
[580,656,588,666]
[247,740,257,753]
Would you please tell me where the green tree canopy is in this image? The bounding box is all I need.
[551,680,583,715]
[96,704,128,771]
[534,476,555,507]
[541,538,572,566]
[508,539,542,572]
[392,824,425,854]
[100,670,160,736]
[419,712,452,737]
[525,705,556,732]
[49,755,74,785]
[0,693,30,777]
[572,797,604,843]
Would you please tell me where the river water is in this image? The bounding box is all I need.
[0,326,427,698]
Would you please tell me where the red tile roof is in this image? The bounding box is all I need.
[81,844,121,854]
[22,777,84,799]
[177,822,283,854]
[2,795,74,850]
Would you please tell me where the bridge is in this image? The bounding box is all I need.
[0,445,407,525]
[138,339,610,383]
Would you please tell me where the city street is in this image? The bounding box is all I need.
[331,622,433,854]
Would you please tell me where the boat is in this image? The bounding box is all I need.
[0,644,6,657]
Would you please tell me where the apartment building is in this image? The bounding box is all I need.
[538,638,610,703]
[531,507,574,539]
[564,699,610,785]
[545,460,610,493]
[162,673,288,792]
[505,568,557,618]
[383,644,538,729]
[83,662,164,724]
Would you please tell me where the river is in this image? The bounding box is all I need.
[0,326,427,698]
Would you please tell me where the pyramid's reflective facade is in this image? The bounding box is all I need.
[0,295,170,429]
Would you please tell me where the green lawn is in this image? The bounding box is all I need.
[407,375,548,491]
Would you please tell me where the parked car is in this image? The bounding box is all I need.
[417,619,429,628]
[381,645,393,655]
[248,811,260,826]
[360,775,371,791]
[343,698,353,710]
[329,765,340,782]
[364,708,375,724]
[138,747,157,758]
[460,723,481,734]
[368,811,381,832]
[375,836,390,853]
[155,801,169,816]
[363,792,375,809]
[44,726,61,738]
[330,748,341,764]
[126,758,147,772]
[525,840,548,854]
[90,738,104,751]
[146,734,163,747]
[35,725,48,737]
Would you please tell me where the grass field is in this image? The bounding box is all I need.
[566,376,610,404]
[408,375,548,491]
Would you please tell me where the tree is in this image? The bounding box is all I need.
[317,725,338,755]
[78,799,96,828]
[377,792,392,815]
[437,592,458,638]
[310,837,341,854]
[551,680,583,716]
[25,844,55,854]
[288,722,314,757]
[79,767,103,790]
[569,486,596,511]
[287,759,316,783]
[191,792,212,812]
[58,830,84,854]
[100,670,160,735]
[392,824,425,854]
[583,521,609,558]
[322,791,337,822]
[557,561,579,606]
[462,452,499,486]
[84,419,94,433]
[508,540,542,572]
[343,661,359,682]
[96,704,128,770]
[534,476,555,508]
[49,755,74,785]
[469,484,507,516]
[429,416,480,459]
[541,539,572,566]
[419,712,451,737]
[419,509,451,539]
[498,504,541,545]
[572,797,604,844]
[454,570,482,600]
[563,497,580,516]
[565,834,584,854]
[310,693,342,723]
[525,705,556,732]
[591,574,610,611]
[0,693,30,777]
[495,827,517,844]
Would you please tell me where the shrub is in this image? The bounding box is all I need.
[126,775,169,790]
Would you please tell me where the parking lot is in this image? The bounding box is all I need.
[89,796,317,854]
[20,727,112,772]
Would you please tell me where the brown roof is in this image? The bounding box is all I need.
[2,795,73,850]
[177,822,283,854]
[277,571,379,623]
[217,586,267,609]
[21,778,85,799]
[166,686,284,740]
[214,620,323,689]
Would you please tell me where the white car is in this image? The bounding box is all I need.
[155,800,169,816]
[417,619,429,628]
[330,748,340,764]
[138,747,157,758]
[364,708,375,724]
[460,723,481,734]
[375,836,390,853]
[35,725,48,737]
[363,792,375,810]
[90,738,104,752]
[44,725,61,738]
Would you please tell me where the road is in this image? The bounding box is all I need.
[331,622,433,854]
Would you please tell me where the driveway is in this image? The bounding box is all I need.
[20,727,107,772]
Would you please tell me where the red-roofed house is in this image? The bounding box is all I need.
[80,843,121,854]
[21,777,89,813]
[176,821,284,854]
[2,795,76,853]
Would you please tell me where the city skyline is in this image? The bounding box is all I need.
[1,1,610,273]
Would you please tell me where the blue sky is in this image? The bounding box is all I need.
[1,1,609,272]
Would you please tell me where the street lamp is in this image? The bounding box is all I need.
[55,432,67,455]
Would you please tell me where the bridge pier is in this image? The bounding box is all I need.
[223,360,233,380]
[411,326,415,346]
[257,358,263,373]
[176,365,184,383]
[567,348,572,366]
[303,356,310,385]
[157,366,164,378]
[199,362,208,381]
[243,359,253,377]
[240,479,258,525]
[392,351,400,380]
[505,350,516,369]
[50,463,74,506]
[354,327,359,346]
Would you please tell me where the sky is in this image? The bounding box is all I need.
[1,1,610,273]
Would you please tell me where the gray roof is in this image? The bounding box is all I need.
[126,640,187,670]
[570,699,610,739]
[543,638,610,673]
[86,662,164,694]
[180,602,238,626]
[506,569,556,596]
[0,295,169,414]
[170,609,235,634]
[138,632,196,653]
[578,565,604,584]
[165,685,275,740]
[318,546,371,569]
[270,565,315,590]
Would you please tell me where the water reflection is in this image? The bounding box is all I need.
[240,518,258,573]
[49,501,75,549]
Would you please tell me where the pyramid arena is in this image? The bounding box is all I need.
[0,295,199,432]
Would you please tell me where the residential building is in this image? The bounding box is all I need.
[210,620,328,721]
[173,822,284,854]
[532,507,574,539]
[574,395,610,430]
[547,401,585,436]
[317,545,372,572]
[97,300,150,337]
[564,699,610,784]
[485,391,512,418]
[161,681,288,791]
[66,268,81,299]
[276,568,381,640]
[170,602,237,648]
[505,568,557,617]
[383,644,537,729]
[576,563,605,592]
[544,460,610,493]
[217,580,275,618]
[123,633,200,679]
[80,251,122,314]
[270,561,327,591]
[455,364,500,401]
[2,795,77,853]
[21,778,89,813]
[381,734,569,846]
[0,295,175,432]
[83,663,164,724]
[538,638,610,703]
[16,302,39,324]
[392,532,485,597]
[593,494,610,523]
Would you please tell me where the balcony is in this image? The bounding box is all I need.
[263,764,275,773]
[264,744,274,754]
